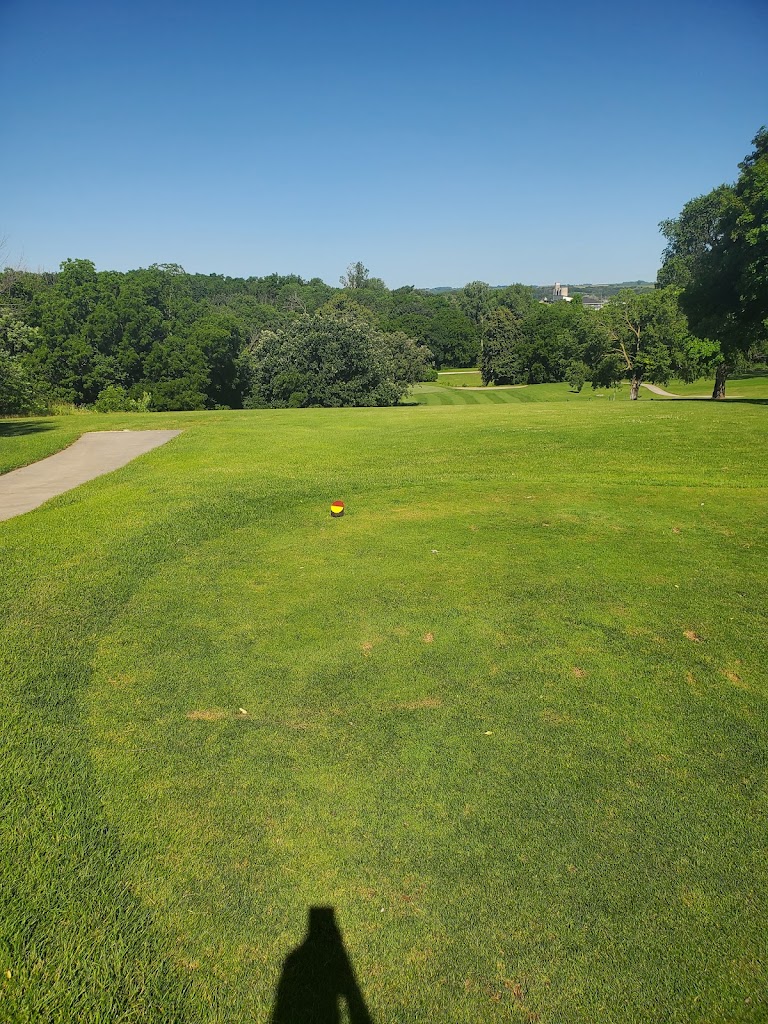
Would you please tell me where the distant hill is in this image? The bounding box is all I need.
[534,281,655,301]
[427,281,655,299]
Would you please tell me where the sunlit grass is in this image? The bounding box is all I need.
[1,401,767,1022]
[663,374,768,399]
[415,381,628,405]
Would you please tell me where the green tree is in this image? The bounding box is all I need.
[677,127,768,398]
[600,288,690,399]
[481,307,525,384]
[657,186,733,290]
[339,262,370,289]
[672,336,722,384]
[243,309,429,408]
[142,334,209,411]
[187,312,247,408]
[454,281,493,330]
[384,288,479,369]
[0,309,46,414]
[565,360,589,392]
[516,301,585,383]
[495,283,537,318]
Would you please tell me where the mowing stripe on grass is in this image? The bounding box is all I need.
[1,402,767,1023]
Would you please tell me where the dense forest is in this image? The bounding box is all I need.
[0,260,477,413]
[0,259,757,415]
[1,127,765,414]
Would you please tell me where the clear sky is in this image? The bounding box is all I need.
[1,0,766,288]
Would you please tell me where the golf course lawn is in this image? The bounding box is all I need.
[1,400,766,1023]
[425,371,768,405]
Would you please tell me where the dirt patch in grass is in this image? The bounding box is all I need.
[422,632,434,644]
[572,667,587,678]
[723,669,749,689]
[393,697,443,711]
[683,629,703,642]
[186,709,228,721]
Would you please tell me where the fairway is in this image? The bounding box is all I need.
[1,402,766,1023]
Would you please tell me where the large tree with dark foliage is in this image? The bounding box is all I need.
[242,307,432,408]
[659,127,768,398]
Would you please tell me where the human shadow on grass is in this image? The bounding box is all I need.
[271,906,374,1024]
[0,419,56,437]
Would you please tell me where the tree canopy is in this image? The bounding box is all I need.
[0,261,474,413]
[242,307,432,408]
[659,126,768,397]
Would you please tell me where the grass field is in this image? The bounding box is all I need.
[1,400,767,1023]
[660,373,768,400]
[416,382,624,405]
[424,371,768,406]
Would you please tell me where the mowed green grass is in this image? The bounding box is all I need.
[1,403,767,1023]
[418,382,639,405]
[421,371,768,406]
[661,374,768,399]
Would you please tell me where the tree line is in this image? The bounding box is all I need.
[0,260,479,414]
[1,127,765,414]
[478,127,767,399]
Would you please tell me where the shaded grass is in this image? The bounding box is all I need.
[1,402,767,1022]
[0,417,87,474]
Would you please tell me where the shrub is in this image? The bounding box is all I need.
[95,385,152,413]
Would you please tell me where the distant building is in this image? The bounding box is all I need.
[539,283,607,309]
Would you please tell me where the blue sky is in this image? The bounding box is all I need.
[2,0,766,287]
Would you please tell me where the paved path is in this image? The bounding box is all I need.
[0,430,181,522]
[640,382,681,397]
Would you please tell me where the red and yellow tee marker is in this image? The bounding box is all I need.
[330,500,345,518]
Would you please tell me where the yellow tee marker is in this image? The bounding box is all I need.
[330,500,345,518]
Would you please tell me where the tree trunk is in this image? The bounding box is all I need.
[629,375,641,400]
[712,362,728,399]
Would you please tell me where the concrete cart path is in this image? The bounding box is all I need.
[0,430,182,522]
[640,382,681,396]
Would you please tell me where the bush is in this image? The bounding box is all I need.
[242,310,432,408]
[45,401,93,416]
[95,385,152,413]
